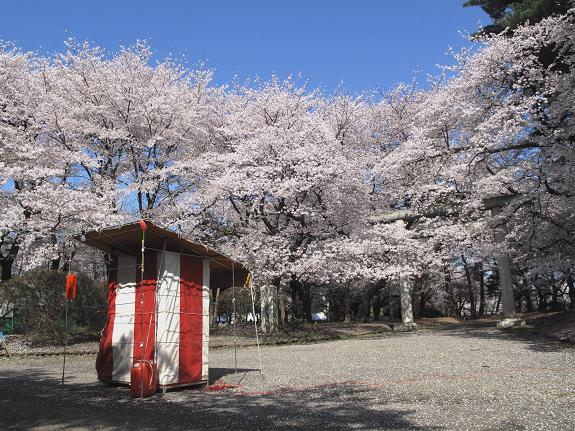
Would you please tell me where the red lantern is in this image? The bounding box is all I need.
[66,273,77,301]
[130,360,158,398]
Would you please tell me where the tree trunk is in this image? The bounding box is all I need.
[551,284,561,311]
[49,258,60,271]
[326,287,334,322]
[388,284,394,319]
[290,279,304,320]
[462,255,477,319]
[537,289,547,311]
[302,283,312,322]
[0,234,20,281]
[494,290,501,314]
[418,289,429,318]
[344,282,352,323]
[444,265,456,317]
[373,304,381,321]
[524,288,534,312]
[515,291,522,313]
[270,284,279,331]
[1,256,15,281]
[358,286,372,322]
[567,275,575,310]
[411,277,421,318]
[372,291,383,321]
[278,284,286,324]
[290,280,298,319]
[49,233,61,271]
[478,263,485,315]
[260,283,279,334]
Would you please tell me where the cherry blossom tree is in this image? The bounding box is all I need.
[2,9,574,321]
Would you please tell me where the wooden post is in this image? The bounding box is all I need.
[212,287,221,324]
[0,331,11,357]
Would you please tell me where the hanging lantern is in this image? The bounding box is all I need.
[66,273,77,301]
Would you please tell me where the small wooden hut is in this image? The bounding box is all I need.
[78,221,248,390]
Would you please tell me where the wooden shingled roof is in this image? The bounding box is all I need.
[76,221,250,289]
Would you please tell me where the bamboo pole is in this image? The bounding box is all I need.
[61,237,73,385]
[140,227,146,398]
[232,262,237,374]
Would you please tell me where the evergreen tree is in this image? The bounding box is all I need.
[464,0,571,34]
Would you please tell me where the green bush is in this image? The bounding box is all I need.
[0,269,107,344]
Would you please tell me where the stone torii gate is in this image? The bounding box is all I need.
[369,194,525,329]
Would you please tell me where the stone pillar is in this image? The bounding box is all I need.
[396,274,417,331]
[492,209,525,328]
[495,253,515,319]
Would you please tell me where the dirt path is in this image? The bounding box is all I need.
[1,322,574,430]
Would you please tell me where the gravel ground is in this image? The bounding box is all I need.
[1,322,398,356]
[0,323,574,430]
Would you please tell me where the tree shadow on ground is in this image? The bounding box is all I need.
[433,320,575,353]
[0,369,440,430]
[209,367,259,382]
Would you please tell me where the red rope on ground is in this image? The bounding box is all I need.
[205,366,569,397]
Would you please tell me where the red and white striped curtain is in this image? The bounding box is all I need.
[96,251,210,387]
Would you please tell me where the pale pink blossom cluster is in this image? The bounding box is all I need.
[1,11,574,292]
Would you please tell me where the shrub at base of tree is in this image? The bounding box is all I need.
[0,269,107,345]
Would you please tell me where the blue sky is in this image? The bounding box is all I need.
[1,0,489,94]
